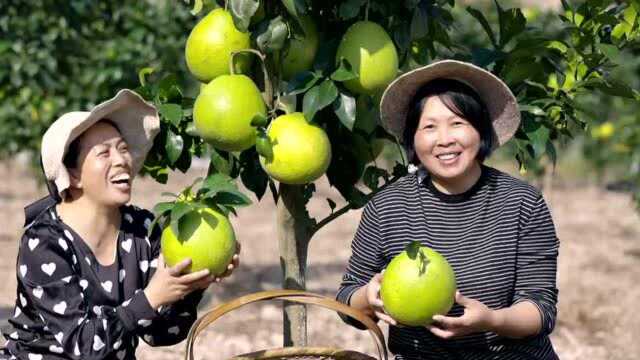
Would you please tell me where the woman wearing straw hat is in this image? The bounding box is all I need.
[337,60,559,359]
[0,90,239,359]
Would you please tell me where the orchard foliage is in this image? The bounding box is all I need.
[0,1,194,162]
[135,0,640,222]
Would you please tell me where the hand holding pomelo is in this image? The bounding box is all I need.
[380,242,457,326]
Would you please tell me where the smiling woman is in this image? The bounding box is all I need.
[0,90,240,360]
[337,60,560,359]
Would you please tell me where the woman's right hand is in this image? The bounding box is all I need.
[364,271,398,326]
[143,255,214,310]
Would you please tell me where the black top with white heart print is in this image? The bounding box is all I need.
[0,204,203,360]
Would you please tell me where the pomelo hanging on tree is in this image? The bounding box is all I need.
[185,8,252,82]
[335,21,399,95]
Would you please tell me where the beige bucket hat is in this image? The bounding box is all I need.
[41,89,160,196]
[380,59,520,150]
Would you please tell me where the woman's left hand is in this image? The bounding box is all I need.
[191,242,241,290]
[216,241,241,282]
[427,291,497,339]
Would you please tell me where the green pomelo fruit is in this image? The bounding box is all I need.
[281,16,319,80]
[193,74,267,152]
[335,21,399,95]
[380,245,457,326]
[185,8,252,82]
[259,112,332,184]
[161,207,236,275]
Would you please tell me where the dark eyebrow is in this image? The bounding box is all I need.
[422,114,458,123]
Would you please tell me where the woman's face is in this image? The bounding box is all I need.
[413,95,481,186]
[69,121,133,207]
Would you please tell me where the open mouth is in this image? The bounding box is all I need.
[110,173,131,188]
[436,152,461,161]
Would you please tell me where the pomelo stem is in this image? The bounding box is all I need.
[365,0,370,21]
[229,49,274,110]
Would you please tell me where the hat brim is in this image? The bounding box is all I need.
[379,60,520,150]
[41,89,160,196]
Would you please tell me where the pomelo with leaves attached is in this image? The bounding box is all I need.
[152,174,252,275]
[380,241,457,326]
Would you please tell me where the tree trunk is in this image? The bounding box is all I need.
[277,183,311,347]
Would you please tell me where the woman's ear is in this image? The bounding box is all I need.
[68,168,82,189]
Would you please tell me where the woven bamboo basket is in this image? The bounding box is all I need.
[183,290,388,360]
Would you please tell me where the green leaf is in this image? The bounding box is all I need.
[276,93,297,114]
[467,7,498,48]
[138,67,154,87]
[282,0,308,17]
[255,133,274,162]
[165,130,184,165]
[520,105,546,117]
[333,91,357,131]
[346,187,368,209]
[153,201,175,216]
[339,0,366,20]
[528,125,550,159]
[202,173,236,193]
[158,103,183,127]
[215,191,252,207]
[256,16,288,53]
[362,166,386,191]
[157,74,182,103]
[589,77,637,98]
[499,8,526,47]
[405,241,421,259]
[169,202,192,237]
[229,0,260,32]
[331,58,359,82]
[596,43,620,60]
[410,4,429,40]
[303,79,339,121]
[250,113,268,127]
[286,70,321,96]
[208,147,233,176]
[240,148,268,200]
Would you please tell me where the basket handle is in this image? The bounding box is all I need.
[184,289,388,360]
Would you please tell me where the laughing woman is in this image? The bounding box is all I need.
[0,90,239,359]
[337,61,560,359]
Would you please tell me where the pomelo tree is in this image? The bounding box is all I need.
[133,0,640,346]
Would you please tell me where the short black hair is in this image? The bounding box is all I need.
[402,78,494,163]
[62,118,120,170]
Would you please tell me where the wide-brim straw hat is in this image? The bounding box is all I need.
[380,59,520,150]
[41,89,160,196]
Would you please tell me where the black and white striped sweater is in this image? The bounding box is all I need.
[337,165,559,359]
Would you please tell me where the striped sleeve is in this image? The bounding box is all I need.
[336,198,385,328]
[513,193,559,337]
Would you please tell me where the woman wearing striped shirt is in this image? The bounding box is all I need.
[337,60,559,359]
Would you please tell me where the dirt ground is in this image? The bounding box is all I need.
[1,157,638,360]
